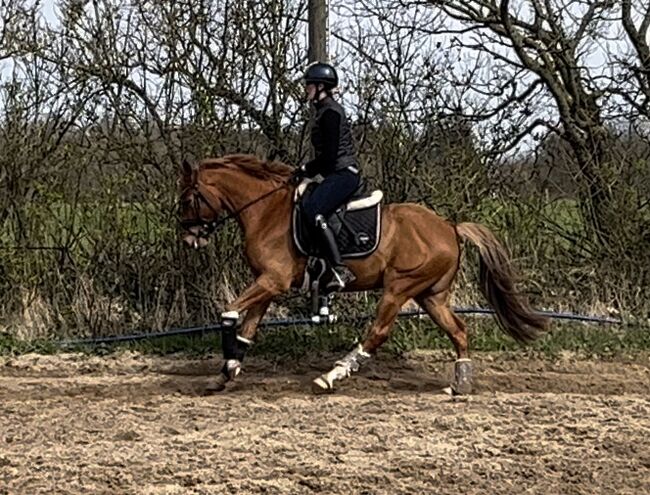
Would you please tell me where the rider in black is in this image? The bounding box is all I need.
[294,62,360,292]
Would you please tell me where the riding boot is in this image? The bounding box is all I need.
[316,215,356,292]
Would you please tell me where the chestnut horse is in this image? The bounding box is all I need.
[179,154,548,394]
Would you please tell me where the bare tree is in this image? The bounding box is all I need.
[375,0,650,248]
[621,0,650,120]
[331,1,465,202]
[132,0,309,160]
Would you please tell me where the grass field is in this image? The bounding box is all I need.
[1,316,648,361]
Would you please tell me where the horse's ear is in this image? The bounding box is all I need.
[182,158,194,177]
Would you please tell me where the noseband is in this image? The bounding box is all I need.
[179,183,221,239]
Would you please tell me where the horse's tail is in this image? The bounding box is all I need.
[456,222,548,343]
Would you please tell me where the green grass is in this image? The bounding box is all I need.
[0,333,60,356]
[3,317,647,361]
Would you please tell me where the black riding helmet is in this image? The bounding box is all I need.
[303,62,338,89]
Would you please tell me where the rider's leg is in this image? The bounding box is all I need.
[301,169,360,291]
[301,169,360,226]
[315,214,356,291]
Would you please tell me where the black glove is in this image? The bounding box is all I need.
[289,165,307,185]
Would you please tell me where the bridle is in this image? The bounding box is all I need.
[179,184,221,239]
[179,175,291,240]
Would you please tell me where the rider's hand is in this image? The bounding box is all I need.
[289,165,307,185]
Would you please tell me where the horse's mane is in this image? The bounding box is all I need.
[199,154,293,182]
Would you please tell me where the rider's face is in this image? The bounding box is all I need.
[305,83,317,101]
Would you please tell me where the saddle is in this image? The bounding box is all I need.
[292,179,383,260]
[292,179,384,323]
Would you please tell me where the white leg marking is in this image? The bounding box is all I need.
[221,310,240,326]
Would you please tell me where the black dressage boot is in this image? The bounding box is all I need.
[316,215,356,292]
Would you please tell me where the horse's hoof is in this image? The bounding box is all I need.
[451,383,472,395]
[442,385,471,399]
[311,376,333,395]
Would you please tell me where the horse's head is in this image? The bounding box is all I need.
[178,159,223,249]
[179,154,294,248]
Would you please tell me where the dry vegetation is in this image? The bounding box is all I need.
[0,0,648,343]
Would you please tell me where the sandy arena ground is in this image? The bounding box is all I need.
[0,350,649,494]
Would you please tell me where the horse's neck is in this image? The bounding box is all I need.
[212,169,291,236]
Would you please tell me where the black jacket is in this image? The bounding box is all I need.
[304,96,357,177]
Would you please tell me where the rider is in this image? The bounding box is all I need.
[293,61,361,292]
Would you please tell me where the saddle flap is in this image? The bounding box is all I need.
[293,177,383,260]
[293,202,382,260]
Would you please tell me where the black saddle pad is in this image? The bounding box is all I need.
[292,184,382,259]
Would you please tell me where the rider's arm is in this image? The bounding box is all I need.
[304,109,341,177]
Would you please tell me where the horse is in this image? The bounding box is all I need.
[179,154,548,394]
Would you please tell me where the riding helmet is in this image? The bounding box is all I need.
[303,62,338,89]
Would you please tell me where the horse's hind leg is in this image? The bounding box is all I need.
[415,289,473,395]
[312,290,407,394]
[416,290,468,359]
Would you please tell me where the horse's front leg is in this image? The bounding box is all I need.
[213,273,291,390]
[211,299,271,391]
[220,272,291,324]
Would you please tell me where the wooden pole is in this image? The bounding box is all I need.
[308,0,328,63]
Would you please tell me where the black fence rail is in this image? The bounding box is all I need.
[58,307,622,347]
